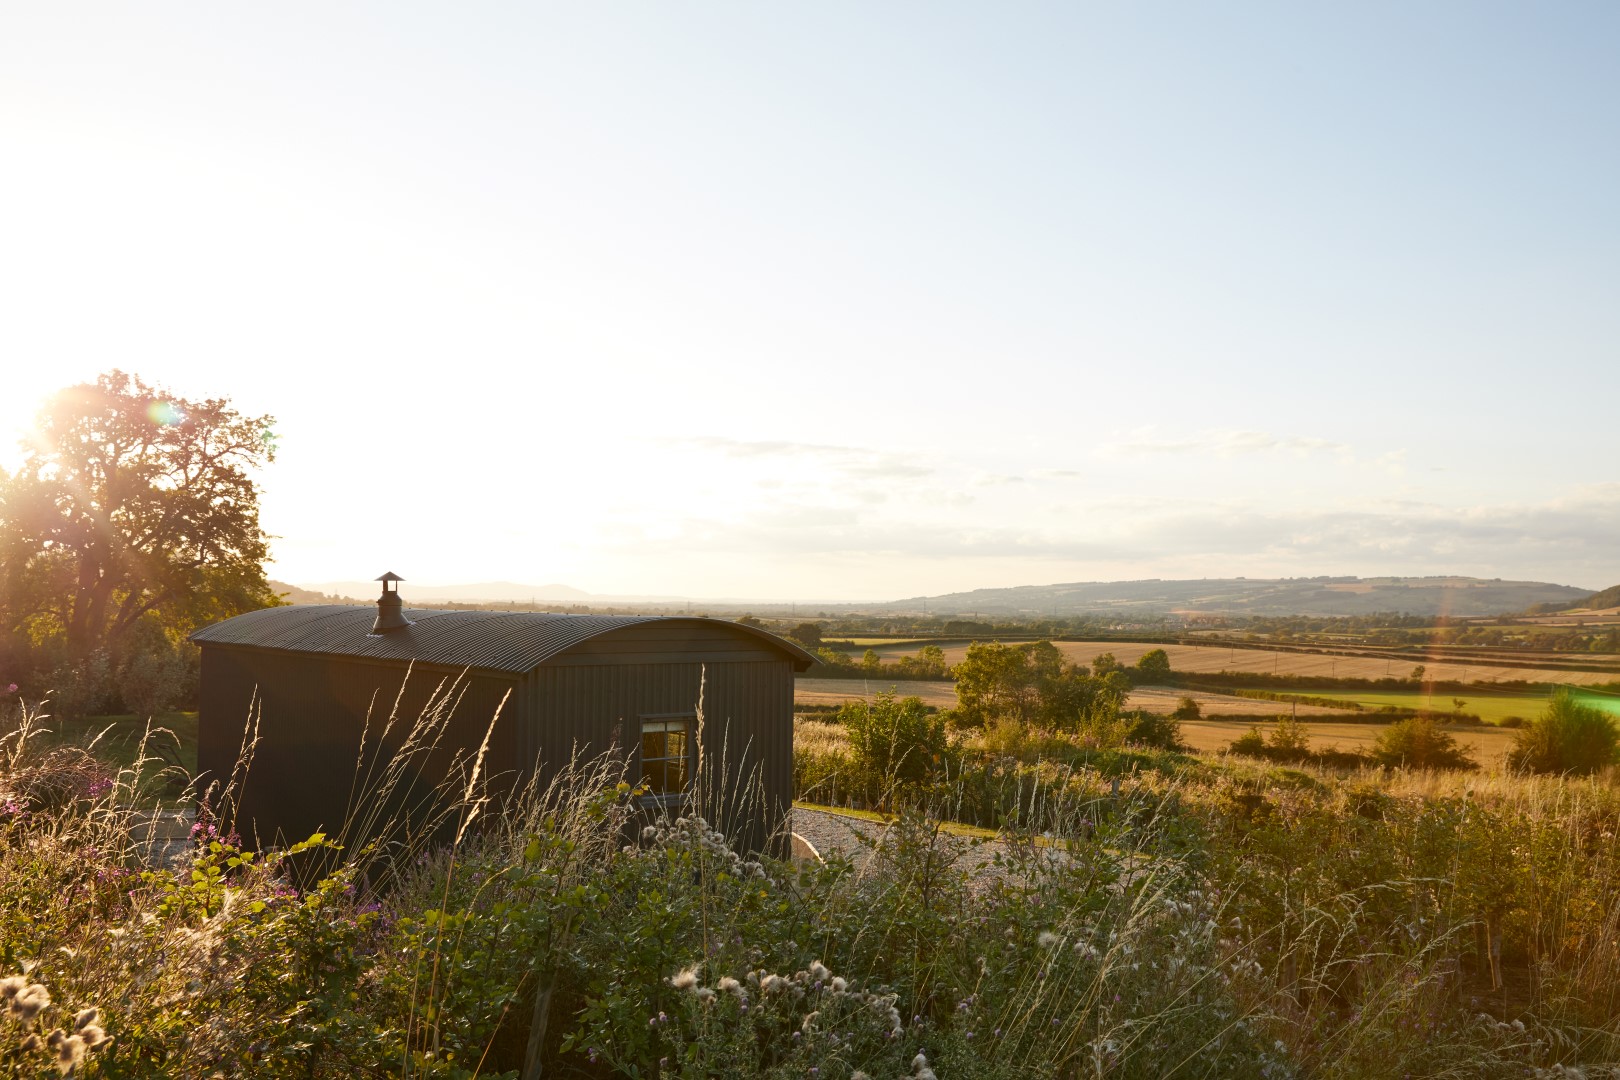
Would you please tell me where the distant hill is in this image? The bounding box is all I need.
[300,580,594,604]
[268,580,363,605]
[889,576,1594,619]
[1581,584,1620,610]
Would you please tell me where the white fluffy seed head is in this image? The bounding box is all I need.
[57,1033,87,1072]
[11,983,50,1021]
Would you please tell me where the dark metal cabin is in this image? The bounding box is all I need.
[190,581,814,852]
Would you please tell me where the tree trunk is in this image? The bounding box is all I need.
[520,977,556,1080]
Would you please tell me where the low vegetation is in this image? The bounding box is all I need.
[7,660,1620,1077]
[1508,690,1620,776]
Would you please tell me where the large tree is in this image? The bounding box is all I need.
[0,370,279,662]
[951,640,1129,731]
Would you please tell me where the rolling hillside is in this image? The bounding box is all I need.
[888,576,1593,618]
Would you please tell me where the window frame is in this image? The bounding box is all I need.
[637,712,696,807]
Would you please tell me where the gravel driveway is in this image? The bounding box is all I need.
[790,806,1021,883]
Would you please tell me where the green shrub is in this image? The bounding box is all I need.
[1229,725,1267,756]
[1267,713,1311,757]
[1119,709,1186,751]
[1371,717,1476,771]
[837,691,949,793]
[1133,647,1172,682]
[1509,690,1620,775]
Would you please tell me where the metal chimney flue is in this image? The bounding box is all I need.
[372,571,413,633]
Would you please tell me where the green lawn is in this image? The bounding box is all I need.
[24,711,198,774]
[1570,688,1620,717]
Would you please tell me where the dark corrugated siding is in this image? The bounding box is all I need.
[526,657,793,852]
[195,611,799,854]
[195,648,518,848]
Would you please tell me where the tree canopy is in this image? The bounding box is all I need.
[0,371,280,704]
[951,640,1129,732]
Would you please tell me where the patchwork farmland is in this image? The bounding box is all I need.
[850,638,1620,686]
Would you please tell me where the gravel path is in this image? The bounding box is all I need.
[790,806,1021,883]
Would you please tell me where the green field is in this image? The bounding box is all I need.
[22,711,198,773]
[1571,688,1620,717]
[1270,688,1620,725]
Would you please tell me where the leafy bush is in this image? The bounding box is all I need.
[837,691,949,796]
[1133,647,1172,682]
[1118,709,1186,751]
[1229,725,1267,757]
[1509,690,1620,775]
[1225,715,1334,766]
[1372,717,1477,771]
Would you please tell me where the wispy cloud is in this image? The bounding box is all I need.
[666,435,934,480]
[1097,428,1351,459]
[591,484,1620,589]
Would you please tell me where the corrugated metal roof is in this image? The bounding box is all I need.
[189,605,816,673]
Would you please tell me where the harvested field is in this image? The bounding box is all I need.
[1128,685,1355,718]
[795,679,1360,718]
[795,677,957,708]
[856,639,1620,686]
[1179,717,1519,762]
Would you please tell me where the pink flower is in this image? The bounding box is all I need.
[4,684,15,694]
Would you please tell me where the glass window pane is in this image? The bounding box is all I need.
[640,716,693,796]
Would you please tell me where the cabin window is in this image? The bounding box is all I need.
[639,715,693,802]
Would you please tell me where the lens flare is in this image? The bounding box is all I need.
[146,400,184,426]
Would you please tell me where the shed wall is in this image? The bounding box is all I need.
[197,647,519,848]
[196,618,798,855]
[523,657,793,851]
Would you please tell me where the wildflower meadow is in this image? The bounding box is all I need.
[3,683,1620,1078]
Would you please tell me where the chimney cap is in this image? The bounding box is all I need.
[376,571,405,583]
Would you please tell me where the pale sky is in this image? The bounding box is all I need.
[3,3,1617,600]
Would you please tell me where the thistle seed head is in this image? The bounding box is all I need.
[11,983,50,1022]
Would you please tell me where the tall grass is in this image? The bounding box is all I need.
[4,689,1620,1075]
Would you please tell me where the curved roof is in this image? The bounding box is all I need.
[189,605,816,674]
